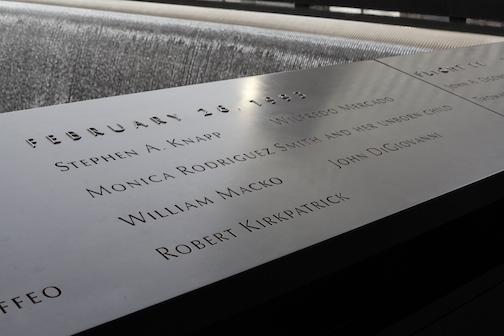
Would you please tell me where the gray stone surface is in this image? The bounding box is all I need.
[0,2,428,113]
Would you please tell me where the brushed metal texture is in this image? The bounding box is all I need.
[2,43,504,335]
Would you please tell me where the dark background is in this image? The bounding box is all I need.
[136,0,504,35]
